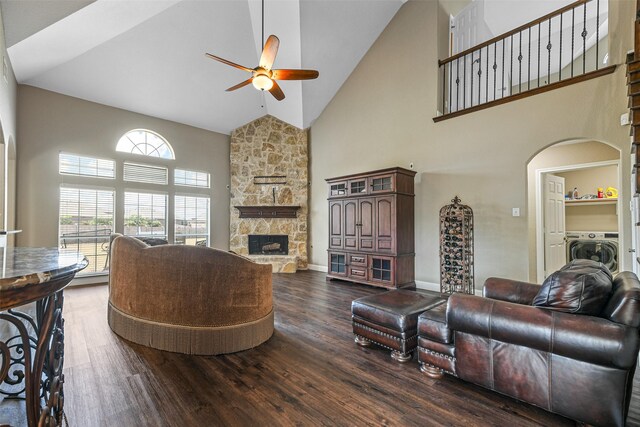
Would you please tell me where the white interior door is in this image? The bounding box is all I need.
[544,174,566,277]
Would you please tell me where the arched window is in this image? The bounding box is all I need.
[116,129,175,159]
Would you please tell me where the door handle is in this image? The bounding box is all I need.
[629,249,636,253]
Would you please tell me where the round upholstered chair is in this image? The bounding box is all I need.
[107,236,273,355]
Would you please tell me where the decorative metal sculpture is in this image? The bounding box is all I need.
[440,196,474,294]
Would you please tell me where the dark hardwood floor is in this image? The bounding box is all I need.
[46,271,640,425]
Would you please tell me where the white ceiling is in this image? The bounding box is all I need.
[1,0,405,134]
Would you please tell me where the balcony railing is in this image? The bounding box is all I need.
[435,0,615,122]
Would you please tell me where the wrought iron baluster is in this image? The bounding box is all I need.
[547,18,552,84]
[571,8,575,77]
[518,32,522,93]
[596,0,600,70]
[478,48,482,105]
[449,59,452,113]
[501,39,505,99]
[463,54,467,109]
[582,2,587,74]
[465,52,475,107]
[559,12,563,81]
[538,23,541,88]
[493,43,497,101]
[485,46,489,103]
[528,27,531,90]
[456,58,460,112]
[510,35,513,96]
[442,63,446,113]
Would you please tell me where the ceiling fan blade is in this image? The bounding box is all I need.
[226,78,253,92]
[205,53,253,73]
[271,69,319,80]
[259,35,280,69]
[268,80,285,101]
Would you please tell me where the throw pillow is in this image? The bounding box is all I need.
[532,259,613,315]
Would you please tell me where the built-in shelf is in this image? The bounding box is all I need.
[235,206,300,219]
[565,198,618,206]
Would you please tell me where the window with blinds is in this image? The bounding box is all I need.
[59,186,114,275]
[174,169,210,188]
[124,191,167,238]
[175,195,210,246]
[59,153,115,179]
[123,162,168,185]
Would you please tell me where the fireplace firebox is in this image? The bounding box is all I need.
[248,235,289,255]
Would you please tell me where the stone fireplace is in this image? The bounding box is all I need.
[229,115,308,273]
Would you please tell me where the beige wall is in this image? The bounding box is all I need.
[16,86,230,250]
[557,165,619,198]
[309,0,634,287]
[559,165,619,232]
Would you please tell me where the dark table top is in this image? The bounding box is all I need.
[0,248,88,307]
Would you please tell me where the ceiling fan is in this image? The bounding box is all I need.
[205,1,318,101]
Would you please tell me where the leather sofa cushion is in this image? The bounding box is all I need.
[601,271,640,327]
[417,302,452,344]
[532,259,612,315]
[351,290,446,332]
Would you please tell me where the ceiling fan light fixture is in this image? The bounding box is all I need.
[252,74,274,91]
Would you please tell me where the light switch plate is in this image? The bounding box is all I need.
[512,208,520,217]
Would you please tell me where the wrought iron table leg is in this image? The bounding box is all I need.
[0,290,66,426]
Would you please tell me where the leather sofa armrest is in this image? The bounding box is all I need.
[447,293,639,369]
[482,277,540,305]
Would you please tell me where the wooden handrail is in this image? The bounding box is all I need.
[439,0,589,66]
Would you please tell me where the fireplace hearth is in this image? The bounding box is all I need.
[249,235,289,255]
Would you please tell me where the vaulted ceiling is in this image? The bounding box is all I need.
[1,0,405,134]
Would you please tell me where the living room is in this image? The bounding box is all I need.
[1,0,639,426]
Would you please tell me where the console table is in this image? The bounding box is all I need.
[0,248,87,426]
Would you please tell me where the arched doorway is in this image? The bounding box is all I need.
[527,139,622,282]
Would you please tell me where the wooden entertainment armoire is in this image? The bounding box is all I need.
[326,167,416,289]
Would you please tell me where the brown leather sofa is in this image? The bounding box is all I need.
[417,269,640,427]
[108,235,273,355]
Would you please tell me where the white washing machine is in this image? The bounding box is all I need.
[565,231,619,274]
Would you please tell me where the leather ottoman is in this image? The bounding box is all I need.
[352,290,447,362]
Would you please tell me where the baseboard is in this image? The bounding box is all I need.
[415,280,440,292]
[69,274,108,287]
[415,280,483,296]
[307,264,328,273]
